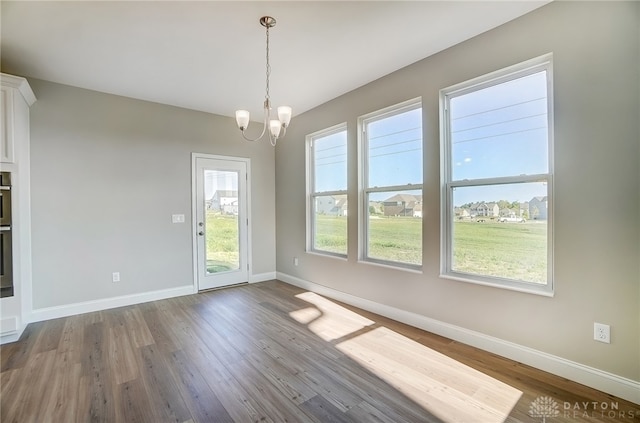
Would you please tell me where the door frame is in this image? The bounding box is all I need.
[191,153,252,291]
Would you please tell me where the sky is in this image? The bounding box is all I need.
[311,69,550,206]
[204,170,238,200]
[449,70,549,205]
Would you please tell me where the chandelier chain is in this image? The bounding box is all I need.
[265,24,271,103]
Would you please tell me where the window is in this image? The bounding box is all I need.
[359,98,423,268]
[307,124,348,256]
[440,54,553,294]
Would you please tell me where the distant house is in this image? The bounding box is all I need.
[332,195,348,216]
[470,202,500,217]
[316,195,348,216]
[224,200,239,215]
[383,194,422,216]
[210,190,238,215]
[529,196,548,220]
[500,208,515,218]
[413,202,423,218]
[368,201,383,215]
[315,197,335,215]
[455,207,471,219]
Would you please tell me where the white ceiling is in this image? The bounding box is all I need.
[1,1,549,119]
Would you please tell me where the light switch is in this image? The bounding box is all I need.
[172,214,185,223]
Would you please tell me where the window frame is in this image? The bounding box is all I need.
[439,54,554,295]
[358,97,423,270]
[306,123,349,258]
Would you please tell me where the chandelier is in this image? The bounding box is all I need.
[235,16,292,147]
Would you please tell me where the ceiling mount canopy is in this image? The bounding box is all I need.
[235,16,292,147]
[259,15,276,29]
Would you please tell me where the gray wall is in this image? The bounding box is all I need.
[275,2,640,381]
[29,79,276,309]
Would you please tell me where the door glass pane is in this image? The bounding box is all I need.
[204,170,239,274]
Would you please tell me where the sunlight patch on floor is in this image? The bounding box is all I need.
[293,291,522,422]
[290,292,375,342]
[289,307,322,324]
[337,327,522,422]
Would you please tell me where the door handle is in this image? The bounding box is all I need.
[198,231,204,236]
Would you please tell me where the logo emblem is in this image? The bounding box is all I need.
[529,396,560,422]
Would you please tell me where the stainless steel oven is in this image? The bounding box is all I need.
[0,172,13,298]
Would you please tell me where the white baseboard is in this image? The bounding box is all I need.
[0,316,18,335]
[249,271,276,283]
[25,272,275,325]
[0,316,22,345]
[277,272,640,405]
[29,285,196,323]
[0,330,22,345]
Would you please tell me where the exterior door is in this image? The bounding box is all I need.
[193,154,249,290]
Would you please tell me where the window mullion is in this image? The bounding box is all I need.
[365,184,424,194]
[313,189,348,197]
[450,174,548,188]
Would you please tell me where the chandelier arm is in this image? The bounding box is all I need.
[239,105,271,142]
[240,125,267,142]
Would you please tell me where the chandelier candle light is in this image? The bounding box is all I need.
[235,16,292,147]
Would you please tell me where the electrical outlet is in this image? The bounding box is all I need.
[293,257,299,266]
[594,323,610,343]
[112,272,121,283]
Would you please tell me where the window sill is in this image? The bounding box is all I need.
[306,250,348,261]
[359,259,423,274]
[440,272,554,297]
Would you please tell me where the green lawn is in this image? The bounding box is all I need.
[314,215,547,282]
[206,211,239,273]
[314,215,421,264]
[313,215,348,255]
[368,217,421,265]
[453,221,547,283]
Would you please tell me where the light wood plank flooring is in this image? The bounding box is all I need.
[1,280,637,422]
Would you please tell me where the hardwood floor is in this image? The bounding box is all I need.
[1,280,637,422]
